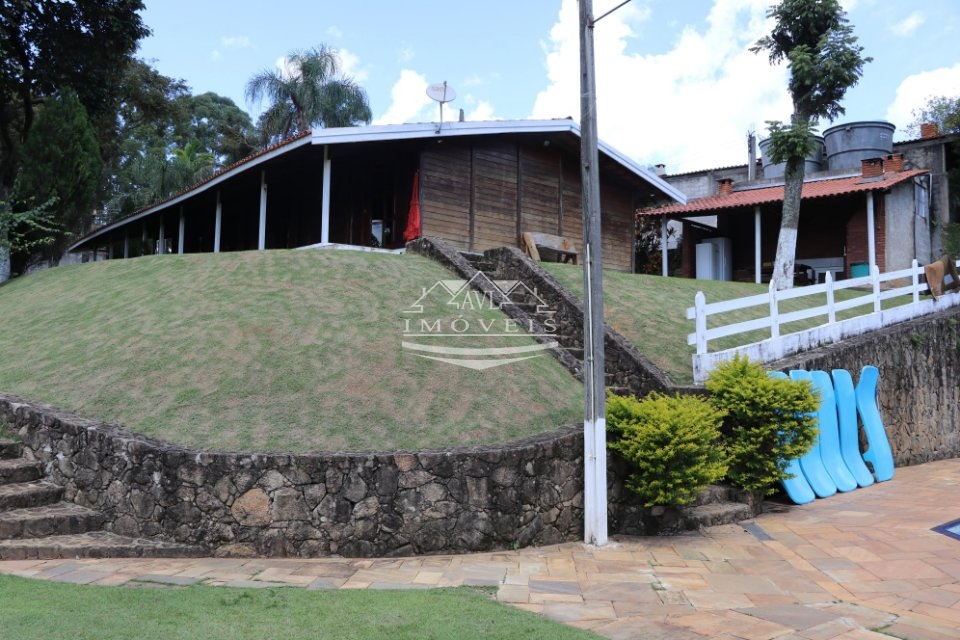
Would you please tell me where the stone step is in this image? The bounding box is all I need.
[0,458,43,484]
[0,530,206,560]
[0,481,64,511]
[0,438,22,459]
[0,502,106,539]
[681,501,754,530]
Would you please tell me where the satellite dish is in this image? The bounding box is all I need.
[426,81,456,133]
[426,81,456,104]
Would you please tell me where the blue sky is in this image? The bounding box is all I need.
[137,0,960,172]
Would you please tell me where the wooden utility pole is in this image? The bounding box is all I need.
[579,0,608,547]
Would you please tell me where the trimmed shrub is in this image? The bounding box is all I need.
[706,355,817,495]
[606,392,728,507]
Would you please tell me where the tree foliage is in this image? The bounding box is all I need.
[752,0,870,290]
[0,0,147,278]
[0,0,149,188]
[607,392,728,507]
[13,89,101,258]
[706,355,818,495]
[102,61,254,221]
[908,94,960,137]
[246,45,372,144]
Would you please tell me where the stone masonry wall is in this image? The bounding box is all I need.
[0,394,588,557]
[773,305,960,466]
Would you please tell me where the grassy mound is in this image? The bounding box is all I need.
[0,250,582,453]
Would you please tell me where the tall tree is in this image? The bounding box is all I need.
[13,89,101,265]
[908,94,960,137]
[752,0,870,290]
[245,45,372,144]
[182,92,255,166]
[0,0,148,279]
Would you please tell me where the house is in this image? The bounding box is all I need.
[68,119,685,273]
[643,121,954,283]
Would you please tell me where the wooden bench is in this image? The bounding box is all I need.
[522,231,579,265]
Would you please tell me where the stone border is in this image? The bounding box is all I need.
[0,393,590,557]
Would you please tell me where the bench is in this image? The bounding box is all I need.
[522,231,579,265]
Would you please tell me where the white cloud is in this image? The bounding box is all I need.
[891,11,925,37]
[373,69,432,125]
[532,0,790,173]
[398,44,415,64]
[326,26,343,39]
[337,48,369,83]
[885,63,960,137]
[466,100,496,121]
[220,36,250,49]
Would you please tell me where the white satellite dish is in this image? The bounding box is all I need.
[426,81,456,104]
[426,81,456,133]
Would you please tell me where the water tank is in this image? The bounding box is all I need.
[823,121,895,170]
[758,136,824,178]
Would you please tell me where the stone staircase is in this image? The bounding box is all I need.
[0,437,204,560]
[456,248,758,533]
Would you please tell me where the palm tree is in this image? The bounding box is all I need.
[245,45,372,143]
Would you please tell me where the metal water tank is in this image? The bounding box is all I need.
[823,121,895,170]
[758,136,824,178]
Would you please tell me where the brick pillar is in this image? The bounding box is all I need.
[920,122,940,139]
[884,153,904,173]
[861,158,883,179]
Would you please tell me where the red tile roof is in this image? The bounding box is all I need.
[639,168,928,217]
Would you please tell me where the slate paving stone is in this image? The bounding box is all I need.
[0,459,958,640]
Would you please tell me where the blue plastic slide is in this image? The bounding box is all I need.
[769,371,815,504]
[809,371,858,492]
[790,370,837,498]
[855,365,895,482]
[831,369,875,487]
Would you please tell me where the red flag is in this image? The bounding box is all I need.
[403,170,421,242]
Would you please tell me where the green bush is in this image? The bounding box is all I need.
[706,355,817,495]
[606,391,728,507]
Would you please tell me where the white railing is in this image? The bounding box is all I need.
[687,259,960,384]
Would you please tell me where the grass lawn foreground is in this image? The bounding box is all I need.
[0,575,601,640]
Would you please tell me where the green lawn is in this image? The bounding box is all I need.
[0,575,601,640]
[542,263,912,385]
[0,250,583,452]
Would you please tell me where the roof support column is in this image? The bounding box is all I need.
[258,170,267,251]
[321,146,331,244]
[866,192,876,269]
[178,207,185,255]
[123,232,129,259]
[661,216,669,277]
[159,218,165,254]
[214,191,222,253]
[141,222,147,255]
[755,206,762,284]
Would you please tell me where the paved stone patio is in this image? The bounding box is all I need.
[1,458,958,639]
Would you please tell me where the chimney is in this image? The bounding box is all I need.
[920,122,940,139]
[654,163,666,176]
[717,177,734,195]
[747,131,757,180]
[884,153,904,173]
[861,158,884,179]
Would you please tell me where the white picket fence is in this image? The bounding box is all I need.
[687,259,960,384]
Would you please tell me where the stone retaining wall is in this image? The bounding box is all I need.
[773,305,960,466]
[0,394,589,557]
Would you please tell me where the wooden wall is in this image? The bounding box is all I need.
[420,137,636,272]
